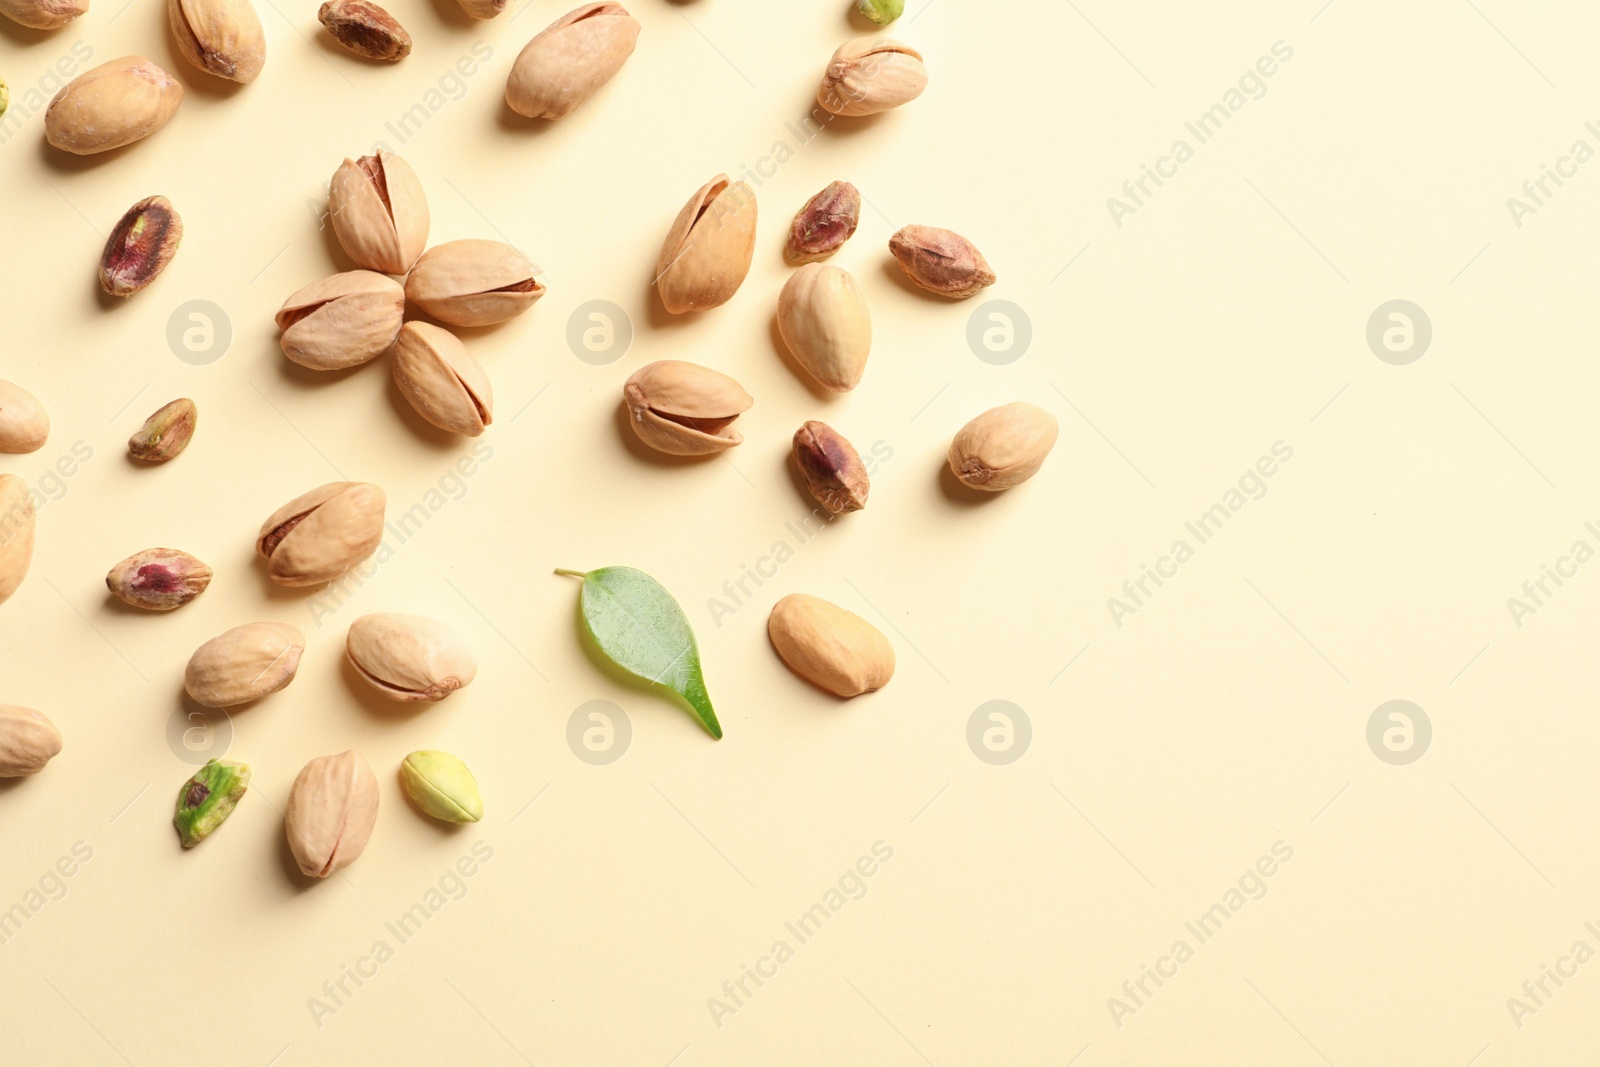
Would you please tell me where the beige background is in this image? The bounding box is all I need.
[2,0,1598,1062]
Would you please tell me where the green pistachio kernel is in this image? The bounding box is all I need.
[856,0,903,25]
[174,759,250,848]
[399,750,482,824]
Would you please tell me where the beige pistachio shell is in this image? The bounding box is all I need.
[45,57,184,156]
[817,37,927,116]
[347,613,477,701]
[777,263,871,392]
[768,593,894,698]
[391,322,493,437]
[168,0,265,83]
[656,175,758,314]
[328,151,430,275]
[184,622,305,707]
[404,240,546,327]
[0,380,48,455]
[286,750,379,878]
[0,475,35,608]
[256,482,387,587]
[277,271,405,371]
[948,402,1058,490]
[0,705,62,777]
[506,2,640,119]
[0,0,87,28]
[623,360,752,456]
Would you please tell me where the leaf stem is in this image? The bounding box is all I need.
[553,568,587,578]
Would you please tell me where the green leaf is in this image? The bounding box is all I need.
[556,566,722,739]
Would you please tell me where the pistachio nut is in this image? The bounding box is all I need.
[168,0,265,82]
[276,270,405,371]
[328,151,430,275]
[889,225,995,298]
[399,750,482,823]
[855,0,901,25]
[624,360,753,456]
[0,78,8,117]
[786,180,860,265]
[0,0,86,28]
[106,548,212,611]
[793,421,868,514]
[777,263,872,392]
[404,239,545,327]
[100,196,183,299]
[391,322,493,437]
[174,759,249,848]
[948,402,1058,491]
[768,593,894,698]
[128,398,197,462]
[0,475,36,607]
[656,174,758,314]
[318,0,411,61]
[45,57,184,156]
[346,613,477,701]
[184,622,305,707]
[0,705,62,777]
[817,37,926,117]
[256,482,387,587]
[506,2,640,120]
[456,0,502,17]
[286,750,379,878]
[0,379,48,455]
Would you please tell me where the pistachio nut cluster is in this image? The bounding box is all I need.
[286,750,379,878]
[0,379,49,455]
[506,2,640,120]
[276,151,543,438]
